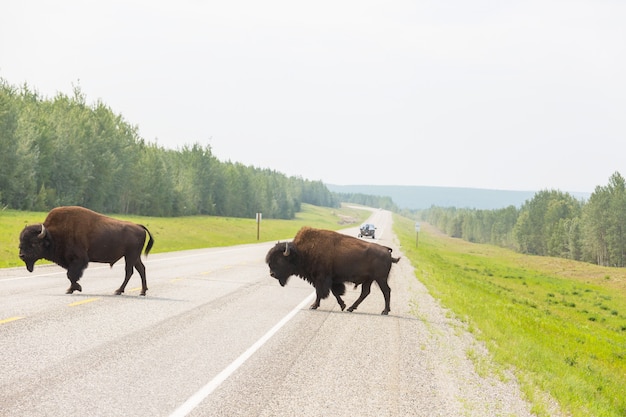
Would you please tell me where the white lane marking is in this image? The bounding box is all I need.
[0,268,68,281]
[169,291,316,417]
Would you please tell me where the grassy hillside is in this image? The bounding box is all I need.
[394,215,626,417]
[0,204,370,268]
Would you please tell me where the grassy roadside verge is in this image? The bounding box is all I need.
[394,214,626,417]
[0,203,370,268]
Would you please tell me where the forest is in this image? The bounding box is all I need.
[421,171,626,267]
[0,79,341,219]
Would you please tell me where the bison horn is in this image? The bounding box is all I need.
[283,242,290,256]
[38,224,47,239]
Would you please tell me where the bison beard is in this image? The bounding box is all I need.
[265,227,400,315]
[18,206,154,296]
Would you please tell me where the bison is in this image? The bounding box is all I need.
[266,226,400,315]
[19,206,155,295]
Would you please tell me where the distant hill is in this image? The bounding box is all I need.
[326,184,590,210]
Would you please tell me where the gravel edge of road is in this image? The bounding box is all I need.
[391,236,565,417]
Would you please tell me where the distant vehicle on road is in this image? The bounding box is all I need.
[358,223,376,239]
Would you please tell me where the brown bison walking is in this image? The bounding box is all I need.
[266,226,400,315]
[19,206,155,295]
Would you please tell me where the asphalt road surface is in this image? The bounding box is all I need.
[1,210,537,417]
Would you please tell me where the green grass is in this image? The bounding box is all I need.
[394,214,626,417]
[1,204,370,268]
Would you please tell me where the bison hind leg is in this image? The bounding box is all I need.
[347,281,374,313]
[331,282,347,311]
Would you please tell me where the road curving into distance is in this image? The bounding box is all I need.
[1,210,537,416]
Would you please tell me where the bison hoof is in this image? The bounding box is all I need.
[114,289,123,295]
[309,304,319,310]
[140,292,147,296]
[381,310,389,315]
[66,283,82,294]
[340,304,346,311]
[347,307,355,312]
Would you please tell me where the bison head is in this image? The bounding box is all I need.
[265,241,299,287]
[19,224,51,272]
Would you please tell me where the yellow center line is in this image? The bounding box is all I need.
[0,316,25,325]
[68,297,100,307]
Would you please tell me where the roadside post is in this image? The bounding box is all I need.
[256,212,262,240]
[415,222,421,248]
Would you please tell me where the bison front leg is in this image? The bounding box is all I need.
[311,277,332,310]
[66,279,82,294]
[310,296,321,310]
[65,263,85,294]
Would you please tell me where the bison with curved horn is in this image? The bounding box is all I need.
[266,226,400,315]
[19,206,154,295]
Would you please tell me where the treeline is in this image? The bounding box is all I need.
[421,172,626,267]
[0,80,340,218]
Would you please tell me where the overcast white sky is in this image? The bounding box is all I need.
[2,1,625,192]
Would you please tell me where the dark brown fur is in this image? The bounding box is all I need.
[19,206,154,295]
[265,226,400,315]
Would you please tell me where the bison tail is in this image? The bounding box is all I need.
[141,225,155,256]
[385,247,400,263]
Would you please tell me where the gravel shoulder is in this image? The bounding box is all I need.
[389,241,537,416]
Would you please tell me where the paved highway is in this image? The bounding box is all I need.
[1,210,534,416]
